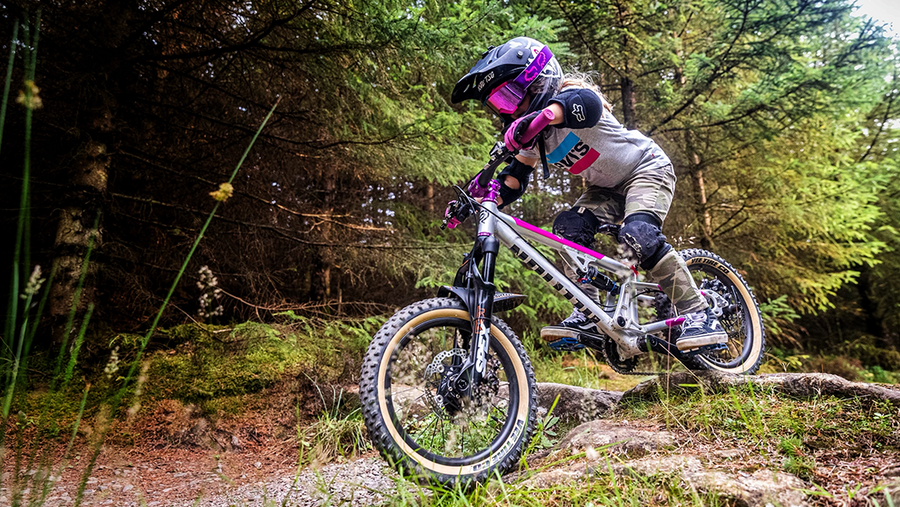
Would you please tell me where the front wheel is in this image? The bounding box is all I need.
[359,297,537,484]
[657,249,766,374]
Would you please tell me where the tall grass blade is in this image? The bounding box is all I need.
[19,261,57,380]
[1,20,19,351]
[73,97,281,507]
[33,383,90,506]
[9,11,41,369]
[2,282,36,418]
[62,303,93,387]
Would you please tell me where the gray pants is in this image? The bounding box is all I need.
[564,164,707,315]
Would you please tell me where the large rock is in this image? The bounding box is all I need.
[612,455,808,507]
[535,382,622,424]
[520,452,808,507]
[623,371,900,406]
[556,420,674,458]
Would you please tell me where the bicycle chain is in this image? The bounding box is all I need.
[596,279,737,375]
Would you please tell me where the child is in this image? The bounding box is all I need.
[451,36,726,352]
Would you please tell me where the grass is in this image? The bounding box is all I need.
[293,459,729,507]
[616,382,900,454]
[530,348,653,392]
[298,382,370,467]
[0,13,283,504]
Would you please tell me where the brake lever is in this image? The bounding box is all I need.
[442,186,477,229]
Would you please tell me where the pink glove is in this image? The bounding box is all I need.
[504,111,543,151]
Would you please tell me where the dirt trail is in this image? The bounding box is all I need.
[6,373,900,506]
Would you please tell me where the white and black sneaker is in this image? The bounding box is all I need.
[676,308,728,352]
[541,309,598,346]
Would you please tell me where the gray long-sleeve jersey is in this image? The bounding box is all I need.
[521,93,671,188]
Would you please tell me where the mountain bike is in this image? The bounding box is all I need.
[359,110,765,484]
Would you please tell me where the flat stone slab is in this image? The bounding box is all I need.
[520,452,808,507]
[556,420,675,458]
[611,455,808,507]
[535,382,622,424]
[623,371,900,406]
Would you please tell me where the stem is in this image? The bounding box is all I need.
[61,304,94,388]
[2,20,21,378]
[1,291,32,418]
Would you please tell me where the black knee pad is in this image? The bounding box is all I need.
[553,206,602,248]
[619,213,672,269]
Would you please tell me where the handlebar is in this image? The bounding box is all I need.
[446,108,557,229]
[476,108,556,188]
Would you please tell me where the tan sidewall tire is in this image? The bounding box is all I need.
[360,298,536,484]
[682,249,766,375]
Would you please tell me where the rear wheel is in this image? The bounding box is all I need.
[656,249,765,374]
[359,297,536,484]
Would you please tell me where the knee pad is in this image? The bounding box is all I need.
[619,213,672,269]
[553,206,602,248]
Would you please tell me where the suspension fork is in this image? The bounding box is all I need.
[457,202,500,396]
[471,205,500,387]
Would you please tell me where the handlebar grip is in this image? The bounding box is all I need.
[520,108,556,146]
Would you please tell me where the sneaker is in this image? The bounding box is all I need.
[541,309,597,345]
[676,308,728,352]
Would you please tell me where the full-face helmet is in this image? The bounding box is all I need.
[451,37,562,124]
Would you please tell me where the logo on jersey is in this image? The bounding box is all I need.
[546,132,601,175]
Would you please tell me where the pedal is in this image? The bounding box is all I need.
[683,342,727,356]
[547,336,585,352]
[540,326,578,342]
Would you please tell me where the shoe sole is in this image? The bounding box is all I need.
[676,331,728,352]
[541,325,598,341]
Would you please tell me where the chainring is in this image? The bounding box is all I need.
[601,335,639,375]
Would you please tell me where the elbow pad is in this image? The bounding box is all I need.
[497,159,534,209]
[549,89,603,129]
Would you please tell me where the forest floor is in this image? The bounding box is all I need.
[7,370,900,507]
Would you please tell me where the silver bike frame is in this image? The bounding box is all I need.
[476,201,685,359]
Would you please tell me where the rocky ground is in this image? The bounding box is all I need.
[4,371,899,506]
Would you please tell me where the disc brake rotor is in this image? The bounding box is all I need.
[700,278,744,336]
[423,348,467,417]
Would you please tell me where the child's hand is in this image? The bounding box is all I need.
[504,111,543,151]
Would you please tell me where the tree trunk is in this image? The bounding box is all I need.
[621,76,638,130]
[856,265,886,345]
[675,59,715,250]
[315,167,336,301]
[49,139,108,343]
[684,132,715,251]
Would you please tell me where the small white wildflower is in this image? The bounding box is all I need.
[197,266,223,319]
[104,346,120,378]
[21,265,45,300]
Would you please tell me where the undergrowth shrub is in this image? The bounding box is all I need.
[145,315,382,404]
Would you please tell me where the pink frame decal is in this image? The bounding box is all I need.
[512,217,606,261]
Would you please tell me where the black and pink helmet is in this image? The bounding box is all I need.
[452,37,563,123]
